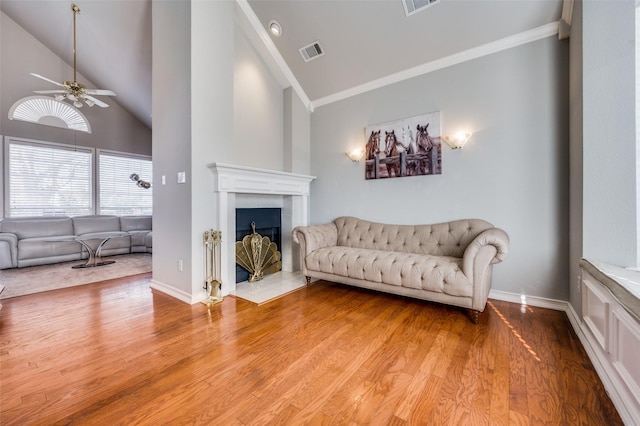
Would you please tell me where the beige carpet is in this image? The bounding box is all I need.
[0,253,152,299]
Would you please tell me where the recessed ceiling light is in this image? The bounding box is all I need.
[268,20,282,37]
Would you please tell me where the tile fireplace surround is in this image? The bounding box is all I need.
[208,163,316,296]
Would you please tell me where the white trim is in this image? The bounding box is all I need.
[561,0,574,26]
[208,163,315,296]
[565,302,640,424]
[311,22,559,109]
[235,0,314,112]
[149,279,196,304]
[208,162,315,196]
[488,288,569,311]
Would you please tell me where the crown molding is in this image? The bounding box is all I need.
[311,21,559,109]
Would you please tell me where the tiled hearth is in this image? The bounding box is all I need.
[233,271,308,304]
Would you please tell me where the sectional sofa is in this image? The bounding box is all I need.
[0,215,152,269]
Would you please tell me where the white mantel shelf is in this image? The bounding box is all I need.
[208,163,316,297]
[208,163,315,196]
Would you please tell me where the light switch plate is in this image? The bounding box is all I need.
[177,172,186,184]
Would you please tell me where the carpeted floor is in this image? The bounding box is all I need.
[0,253,152,299]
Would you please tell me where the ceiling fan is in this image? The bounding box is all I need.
[30,3,115,108]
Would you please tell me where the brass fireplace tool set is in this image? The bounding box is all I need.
[202,222,282,307]
[202,229,223,307]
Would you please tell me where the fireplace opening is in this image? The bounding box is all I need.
[235,207,282,283]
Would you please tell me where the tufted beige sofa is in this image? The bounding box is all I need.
[292,216,509,323]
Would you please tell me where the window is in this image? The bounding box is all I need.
[6,138,93,217]
[98,151,152,215]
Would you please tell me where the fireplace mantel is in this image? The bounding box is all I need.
[209,163,314,196]
[208,163,316,296]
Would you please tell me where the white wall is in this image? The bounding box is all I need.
[284,87,311,175]
[310,37,570,301]
[234,25,284,171]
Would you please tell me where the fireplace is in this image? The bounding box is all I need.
[208,163,315,296]
[235,207,282,283]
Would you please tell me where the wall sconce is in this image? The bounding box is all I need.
[345,148,364,162]
[442,132,472,150]
[130,173,151,189]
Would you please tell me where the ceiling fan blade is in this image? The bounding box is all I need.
[30,73,65,87]
[85,95,110,108]
[34,90,67,94]
[85,89,116,96]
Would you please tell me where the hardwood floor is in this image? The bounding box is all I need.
[0,274,622,425]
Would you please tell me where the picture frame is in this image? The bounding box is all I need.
[364,112,442,180]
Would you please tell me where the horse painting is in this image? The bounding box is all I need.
[384,130,406,178]
[364,112,442,180]
[365,130,381,179]
[366,130,381,160]
[415,123,440,174]
[416,123,436,151]
[403,126,417,155]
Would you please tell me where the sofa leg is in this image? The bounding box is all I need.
[305,276,311,285]
[469,310,480,324]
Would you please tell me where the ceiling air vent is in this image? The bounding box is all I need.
[402,0,440,17]
[299,41,325,63]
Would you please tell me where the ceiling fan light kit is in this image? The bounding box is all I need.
[30,3,116,109]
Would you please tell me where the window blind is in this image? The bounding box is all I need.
[98,152,152,215]
[8,141,93,217]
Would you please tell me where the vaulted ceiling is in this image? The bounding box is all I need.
[1,0,565,130]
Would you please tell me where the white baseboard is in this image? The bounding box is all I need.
[149,279,194,304]
[565,301,639,424]
[488,289,569,311]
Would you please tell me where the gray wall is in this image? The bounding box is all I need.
[568,0,637,316]
[0,11,151,154]
[581,0,636,267]
[569,0,584,313]
[151,0,193,296]
[310,37,570,301]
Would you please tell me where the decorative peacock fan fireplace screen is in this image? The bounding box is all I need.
[235,222,282,282]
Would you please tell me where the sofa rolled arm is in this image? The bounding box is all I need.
[462,228,509,280]
[0,232,18,269]
[292,223,338,256]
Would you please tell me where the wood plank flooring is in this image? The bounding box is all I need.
[0,274,622,425]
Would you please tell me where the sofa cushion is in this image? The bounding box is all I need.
[305,246,472,297]
[73,215,121,235]
[120,216,152,232]
[18,236,80,260]
[0,216,74,239]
